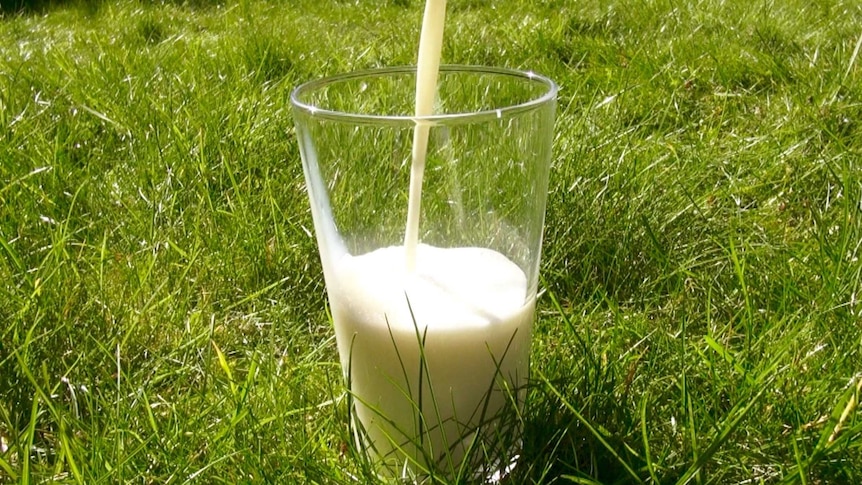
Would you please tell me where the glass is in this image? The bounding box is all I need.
[291,65,557,480]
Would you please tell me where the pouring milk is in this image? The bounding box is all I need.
[326,0,533,473]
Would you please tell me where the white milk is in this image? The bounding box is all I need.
[404,0,447,271]
[330,0,533,474]
[329,244,533,473]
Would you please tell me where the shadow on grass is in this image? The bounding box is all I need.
[0,0,223,15]
[506,379,650,485]
[0,0,105,15]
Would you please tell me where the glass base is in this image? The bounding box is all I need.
[356,433,522,484]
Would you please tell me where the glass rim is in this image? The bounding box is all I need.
[290,64,558,124]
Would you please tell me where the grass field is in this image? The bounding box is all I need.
[2,0,862,483]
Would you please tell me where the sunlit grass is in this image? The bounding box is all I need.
[1,0,861,483]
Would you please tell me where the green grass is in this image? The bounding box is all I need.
[1,0,861,482]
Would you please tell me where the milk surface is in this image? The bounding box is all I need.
[329,244,533,473]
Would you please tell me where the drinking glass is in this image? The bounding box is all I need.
[291,65,557,480]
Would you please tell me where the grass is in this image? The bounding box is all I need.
[1,0,861,482]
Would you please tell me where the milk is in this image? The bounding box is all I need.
[329,244,533,473]
[404,0,447,271]
[328,0,534,474]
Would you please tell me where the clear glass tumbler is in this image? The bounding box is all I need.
[291,65,557,480]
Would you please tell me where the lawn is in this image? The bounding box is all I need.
[1,0,861,483]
